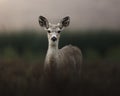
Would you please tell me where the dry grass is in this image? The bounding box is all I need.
[0,59,119,96]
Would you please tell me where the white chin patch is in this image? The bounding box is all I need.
[50,41,57,46]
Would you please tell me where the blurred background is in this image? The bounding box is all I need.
[0,0,120,96]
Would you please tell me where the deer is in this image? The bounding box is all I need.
[38,16,82,83]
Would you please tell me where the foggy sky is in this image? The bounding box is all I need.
[0,0,120,31]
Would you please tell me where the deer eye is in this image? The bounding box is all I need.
[47,30,51,33]
[58,31,61,33]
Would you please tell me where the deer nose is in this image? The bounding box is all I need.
[51,37,57,41]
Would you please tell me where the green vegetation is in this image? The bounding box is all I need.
[0,30,120,61]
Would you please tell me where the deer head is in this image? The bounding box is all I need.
[38,16,70,47]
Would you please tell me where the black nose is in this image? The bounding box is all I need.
[51,37,57,41]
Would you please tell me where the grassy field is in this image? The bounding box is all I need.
[0,30,120,96]
[0,59,120,96]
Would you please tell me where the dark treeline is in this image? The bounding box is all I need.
[0,30,120,59]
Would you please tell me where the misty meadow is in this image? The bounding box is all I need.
[0,30,120,96]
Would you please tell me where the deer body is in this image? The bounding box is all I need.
[38,16,82,80]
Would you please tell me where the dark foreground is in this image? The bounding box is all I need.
[0,59,120,96]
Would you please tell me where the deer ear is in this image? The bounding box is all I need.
[60,16,70,29]
[39,16,49,29]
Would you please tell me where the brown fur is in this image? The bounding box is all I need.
[44,44,82,81]
[39,16,82,82]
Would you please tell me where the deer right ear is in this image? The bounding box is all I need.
[38,16,49,29]
[59,16,70,29]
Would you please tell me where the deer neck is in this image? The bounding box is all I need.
[47,45,58,56]
[45,41,59,64]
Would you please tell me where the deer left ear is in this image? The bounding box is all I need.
[39,16,49,29]
[59,16,70,29]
